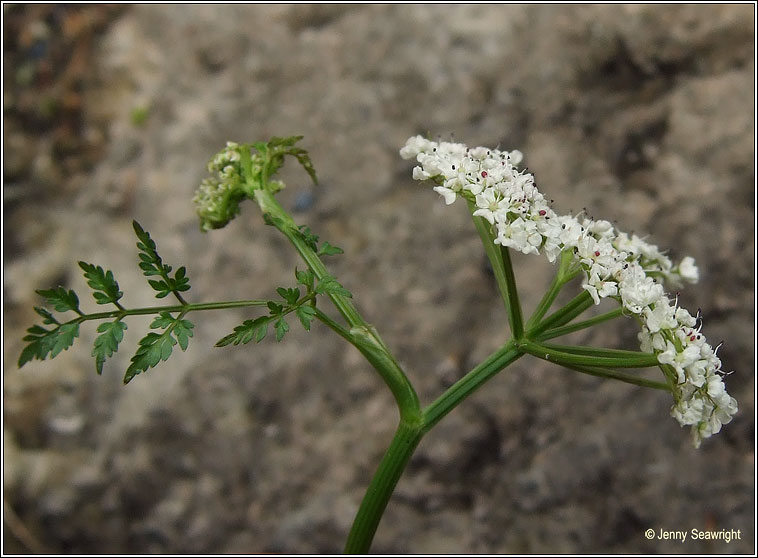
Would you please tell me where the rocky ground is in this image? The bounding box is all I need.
[3,4,754,554]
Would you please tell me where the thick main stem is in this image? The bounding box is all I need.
[343,340,524,553]
[344,421,424,554]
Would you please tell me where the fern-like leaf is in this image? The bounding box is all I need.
[79,261,124,306]
[92,320,127,374]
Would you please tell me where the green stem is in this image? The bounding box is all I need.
[422,339,523,431]
[524,250,578,331]
[553,363,671,391]
[253,188,421,422]
[254,188,363,327]
[526,290,594,338]
[539,342,655,360]
[536,307,625,341]
[499,246,524,339]
[469,206,523,338]
[343,340,526,554]
[63,299,269,324]
[344,421,424,554]
[519,339,659,368]
[312,306,353,343]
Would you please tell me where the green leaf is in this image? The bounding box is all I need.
[19,322,80,367]
[18,325,53,367]
[291,147,318,186]
[78,261,123,306]
[262,213,286,228]
[264,136,318,186]
[33,306,59,325]
[277,286,300,306]
[36,286,80,313]
[92,320,127,374]
[296,305,316,331]
[173,318,195,351]
[268,135,303,149]
[150,312,175,329]
[297,225,320,252]
[295,268,315,292]
[267,301,284,315]
[133,220,191,300]
[274,317,290,341]
[216,316,270,347]
[318,242,343,256]
[50,323,79,358]
[123,312,193,383]
[316,275,352,298]
[18,343,41,368]
[174,266,191,292]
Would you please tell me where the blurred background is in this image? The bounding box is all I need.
[3,4,754,553]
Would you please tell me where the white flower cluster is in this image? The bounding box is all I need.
[401,135,737,447]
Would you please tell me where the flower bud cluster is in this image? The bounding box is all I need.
[401,135,737,446]
[193,142,248,231]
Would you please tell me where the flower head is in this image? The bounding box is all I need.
[401,135,737,447]
[193,142,248,231]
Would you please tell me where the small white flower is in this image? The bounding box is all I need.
[643,299,678,333]
[433,185,458,205]
[473,189,507,225]
[400,135,434,159]
[508,150,523,166]
[677,256,699,284]
[620,274,664,315]
[583,272,618,305]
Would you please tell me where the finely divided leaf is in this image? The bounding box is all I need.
[133,221,192,299]
[216,316,270,347]
[92,320,127,374]
[267,301,284,315]
[296,305,316,331]
[123,312,194,383]
[173,318,195,351]
[277,286,300,305]
[78,261,123,305]
[36,286,80,313]
[268,135,303,149]
[295,268,315,292]
[274,317,289,341]
[290,147,318,186]
[133,220,165,276]
[173,266,191,292]
[51,323,80,358]
[19,322,80,367]
[297,225,320,252]
[265,136,317,185]
[318,242,344,256]
[33,306,59,325]
[316,275,352,298]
